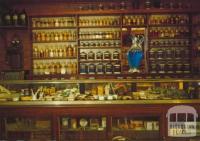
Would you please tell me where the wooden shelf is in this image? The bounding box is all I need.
[149,37,190,40]
[79,60,120,63]
[33,57,76,60]
[78,25,120,28]
[78,46,120,49]
[79,38,120,41]
[149,45,190,48]
[32,74,77,80]
[0,25,28,30]
[32,40,77,43]
[122,25,147,28]
[32,26,76,30]
[149,24,190,27]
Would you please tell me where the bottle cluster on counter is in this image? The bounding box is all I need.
[32,30,76,42]
[32,17,76,28]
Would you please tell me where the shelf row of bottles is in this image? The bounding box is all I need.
[0,9,27,26]
[30,13,194,30]
[149,61,191,74]
[33,60,77,76]
[79,16,120,27]
[149,39,190,47]
[33,44,76,59]
[80,62,121,75]
[79,29,120,40]
[80,50,120,61]
[123,15,145,26]
[149,48,190,61]
[32,17,76,28]
[32,30,76,42]
[149,27,189,38]
[149,14,189,26]
[80,40,121,48]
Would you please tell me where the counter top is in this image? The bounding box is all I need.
[0,99,200,107]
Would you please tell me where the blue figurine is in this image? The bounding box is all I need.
[127,34,144,73]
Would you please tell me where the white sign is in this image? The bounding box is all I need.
[166,105,198,137]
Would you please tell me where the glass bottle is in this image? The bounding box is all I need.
[113,50,120,60]
[113,63,121,74]
[96,63,104,74]
[12,10,18,25]
[4,10,11,25]
[88,51,95,60]
[96,51,103,60]
[80,63,88,74]
[19,9,27,25]
[88,63,96,74]
[104,51,111,60]
[105,63,113,74]
[80,51,87,60]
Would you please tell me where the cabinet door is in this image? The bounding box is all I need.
[5,117,52,140]
[60,115,107,141]
[111,116,160,141]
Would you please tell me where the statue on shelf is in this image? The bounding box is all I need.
[127,34,144,73]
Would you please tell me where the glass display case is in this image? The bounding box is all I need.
[0,79,200,141]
